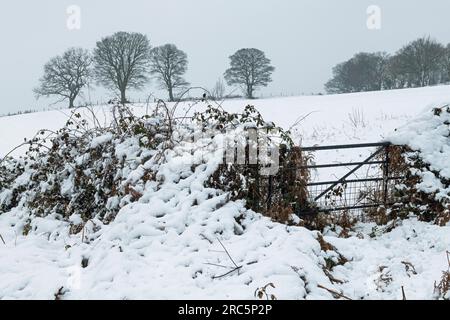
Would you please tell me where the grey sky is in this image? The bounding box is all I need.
[1,0,450,114]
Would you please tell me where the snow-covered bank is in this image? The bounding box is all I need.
[0,109,340,299]
[0,209,339,299]
[329,219,450,300]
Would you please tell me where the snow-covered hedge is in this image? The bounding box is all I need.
[0,103,312,231]
[0,105,172,230]
[193,105,312,224]
[389,105,450,225]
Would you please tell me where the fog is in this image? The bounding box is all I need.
[1,0,450,114]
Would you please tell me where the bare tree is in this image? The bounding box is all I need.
[149,44,189,102]
[210,78,225,100]
[224,48,274,99]
[389,36,445,87]
[325,52,390,94]
[93,32,151,104]
[34,47,92,108]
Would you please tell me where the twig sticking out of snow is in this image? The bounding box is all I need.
[317,284,352,300]
[288,111,317,132]
[212,266,243,279]
[0,233,5,245]
[211,237,243,280]
[200,233,213,244]
[216,237,239,269]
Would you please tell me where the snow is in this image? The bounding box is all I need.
[90,132,114,149]
[388,105,450,202]
[329,219,450,299]
[1,86,450,300]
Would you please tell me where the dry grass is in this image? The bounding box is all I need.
[434,251,450,299]
[435,208,450,227]
[366,206,390,225]
[266,204,293,224]
[317,234,348,267]
[347,108,367,129]
[254,283,277,300]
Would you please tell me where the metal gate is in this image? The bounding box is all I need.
[295,142,402,216]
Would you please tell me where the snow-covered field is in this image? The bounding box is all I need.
[0,85,449,300]
[2,85,450,157]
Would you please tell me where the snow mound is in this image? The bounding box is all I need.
[0,107,340,299]
[389,105,450,204]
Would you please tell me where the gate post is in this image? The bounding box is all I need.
[267,175,273,210]
[383,145,390,205]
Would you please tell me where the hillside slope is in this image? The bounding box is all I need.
[2,85,450,157]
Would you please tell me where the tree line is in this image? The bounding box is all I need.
[325,36,450,94]
[34,32,275,107]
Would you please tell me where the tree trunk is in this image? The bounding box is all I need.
[168,87,174,102]
[120,89,127,105]
[69,97,75,109]
[247,85,253,99]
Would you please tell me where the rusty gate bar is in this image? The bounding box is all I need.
[300,141,391,152]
